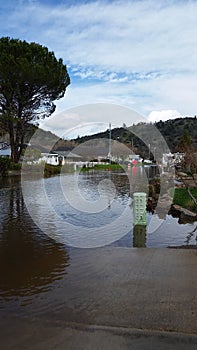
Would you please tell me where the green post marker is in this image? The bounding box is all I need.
[133,192,147,226]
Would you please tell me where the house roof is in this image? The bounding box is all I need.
[41,153,58,157]
[0,142,10,150]
[51,151,81,158]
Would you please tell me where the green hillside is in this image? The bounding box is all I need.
[1,116,197,159]
[156,117,197,152]
[70,117,197,159]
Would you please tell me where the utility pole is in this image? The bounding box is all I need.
[108,122,112,162]
[131,137,134,151]
[153,147,156,161]
[148,143,151,160]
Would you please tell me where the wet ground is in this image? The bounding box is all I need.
[1,173,197,348]
[0,247,197,349]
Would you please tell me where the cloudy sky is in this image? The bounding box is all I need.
[1,0,197,137]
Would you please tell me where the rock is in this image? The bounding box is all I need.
[172,204,197,218]
[170,204,197,224]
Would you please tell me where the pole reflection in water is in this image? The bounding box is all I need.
[0,178,69,302]
[133,225,146,248]
[128,166,149,196]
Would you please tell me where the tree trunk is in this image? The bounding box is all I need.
[9,121,16,162]
[9,120,20,163]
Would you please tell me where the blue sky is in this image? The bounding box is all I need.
[1,0,197,137]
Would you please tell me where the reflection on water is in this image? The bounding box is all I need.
[0,176,69,301]
[133,225,146,248]
[184,225,197,245]
[0,169,196,305]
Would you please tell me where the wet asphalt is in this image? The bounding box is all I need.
[0,247,197,349]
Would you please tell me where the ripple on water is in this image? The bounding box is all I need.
[0,172,197,312]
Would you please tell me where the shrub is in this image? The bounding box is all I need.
[44,164,62,177]
[0,156,11,176]
[9,162,22,170]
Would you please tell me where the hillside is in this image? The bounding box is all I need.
[0,124,60,153]
[69,117,197,159]
[156,117,197,152]
[1,116,197,158]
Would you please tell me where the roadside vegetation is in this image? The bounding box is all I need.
[0,156,10,176]
[80,163,123,172]
[172,188,197,213]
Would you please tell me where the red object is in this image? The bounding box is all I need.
[132,159,137,165]
[108,166,110,171]
[132,166,137,175]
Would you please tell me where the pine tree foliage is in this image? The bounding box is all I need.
[0,37,70,162]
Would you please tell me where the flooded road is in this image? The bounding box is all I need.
[0,170,196,304]
[0,171,197,348]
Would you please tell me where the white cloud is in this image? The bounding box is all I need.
[3,0,197,72]
[1,0,197,135]
[40,103,146,138]
[148,110,182,123]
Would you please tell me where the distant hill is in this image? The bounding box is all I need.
[156,117,197,152]
[1,116,196,158]
[69,117,197,159]
[0,124,60,153]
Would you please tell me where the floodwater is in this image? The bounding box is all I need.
[0,168,196,313]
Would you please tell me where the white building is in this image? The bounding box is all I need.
[0,142,11,157]
[38,151,82,166]
[162,152,184,167]
[39,153,59,165]
[128,154,143,164]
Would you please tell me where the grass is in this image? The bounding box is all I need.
[80,163,123,172]
[172,188,197,212]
